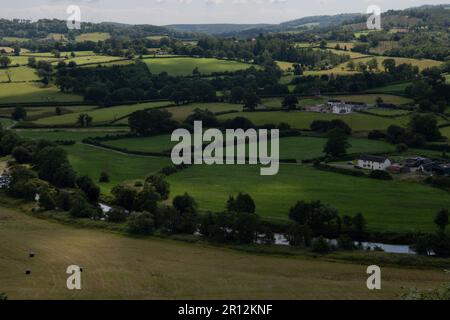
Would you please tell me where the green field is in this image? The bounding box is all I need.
[24,51,96,57]
[75,33,111,42]
[0,117,14,128]
[103,135,395,161]
[445,74,450,84]
[35,101,171,125]
[63,55,127,66]
[0,66,39,82]
[144,57,255,76]
[305,56,443,76]
[1,37,30,43]
[365,108,411,116]
[6,55,60,66]
[366,82,412,94]
[0,83,83,104]
[0,106,96,121]
[441,126,450,139]
[1,206,446,300]
[329,94,412,105]
[218,110,410,131]
[168,164,450,233]
[66,143,171,192]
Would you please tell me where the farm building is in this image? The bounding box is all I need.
[420,162,450,177]
[358,155,392,171]
[327,100,367,114]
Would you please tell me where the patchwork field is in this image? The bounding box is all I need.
[102,135,395,161]
[65,143,171,192]
[0,117,14,128]
[0,106,96,121]
[305,56,443,76]
[144,57,256,76]
[63,55,127,66]
[218,110,410,131]
[0,83,83,104]
[0,66,39,82]
[75,32,111,42]
[1,206,446,300]
[35,101,171,125]
[328,94,412,105]
[168,164,450,233]
[365,82,412,95]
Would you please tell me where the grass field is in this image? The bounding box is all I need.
[65,143,171,192]
[6,55,60,66]
[0,117,14,128]
[365,108,411,116]
[0,106,96,121]
[329,94,412,105]
[102,135,395,160]
[168,164,450,233]
[35,101,171,125]
[218,110,410,131]
[75,33,111,42]
[25,51,95,57]
[1,206,447,300]
[445,74,450,84]
[144,57,255,76]
[305,56,443,76]
[365,82,411,95]
[0,83,83,104]
[1,37,30,43]
[441,126,450,139]
[0,66,39,82]
[63,55,127,66]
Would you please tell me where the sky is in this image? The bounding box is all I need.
[0,0,447,25]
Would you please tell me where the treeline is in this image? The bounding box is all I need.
[54,61,287,106]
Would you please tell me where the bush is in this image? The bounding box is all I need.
[76,175,100,202]
[107,208,129,223]
[369,170,393,180]
[12,146,32,164]
[39,190,56,211]
[56,191,72,211]
[337,235,356,251]
[127,212,155,235]
[99,171,110,183]
[311,236,331,254]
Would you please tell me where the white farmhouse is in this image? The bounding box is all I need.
[328,100,367,114]
[358,155,392,171]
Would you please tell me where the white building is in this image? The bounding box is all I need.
[328,100,366,114]
[358,155,392,171]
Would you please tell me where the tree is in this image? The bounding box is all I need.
[434,209,449,232]
[166,193,199,234]
[55,107,62,116]
[382,58,396,73]
[145,175,170,200]
[107,207,129,223]
[408,114,441,142]
[12,146,32,164]
[127,212,155,235]
[99,172,110,183]
[243,92,260,111]
[346,60,355,71]
[69,193,97,218]
[367,58,378,71]
[352,213,367,238]
[112,185,138,211]
[0,55,11,68]
[76,175,100,202]
[39,189,56,211]
[230,87,245,104]
[312,236,331,253]
[76,114,93,127]
[324,128,350,157]
[128,109,175,136]
[11,107,27,121]
[293,64,303,76]
[226,193,256,214]
[35,146,76,188]
[282,95,299,111]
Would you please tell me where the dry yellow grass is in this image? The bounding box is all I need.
[0,205,448,300]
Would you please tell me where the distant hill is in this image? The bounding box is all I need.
[165,24,274,35]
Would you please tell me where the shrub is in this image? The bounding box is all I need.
[337,235,356,251]
[107,208,129,223]
[369,170,393,180]
[127,212,155,235]
[39,190,56,211]
[311,236,331,254]
[99,171,110,183]
[12,146,32,164]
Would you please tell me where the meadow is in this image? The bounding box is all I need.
[0,66,39,82]
[305,56,443,76]
[102,135,395,161]
[63,55,127,67]
[75,32,111,42]
[1,206,446,300]
[0,117,14,128]
[35,101,171,125]
[65,143,171,192]
[143,57,256,76]
[328,94,412,105]
[218,110,410,131]
[0,83,83,104]
[0,106,95,121]
[168,164,450,233]
[365,82,412,95]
